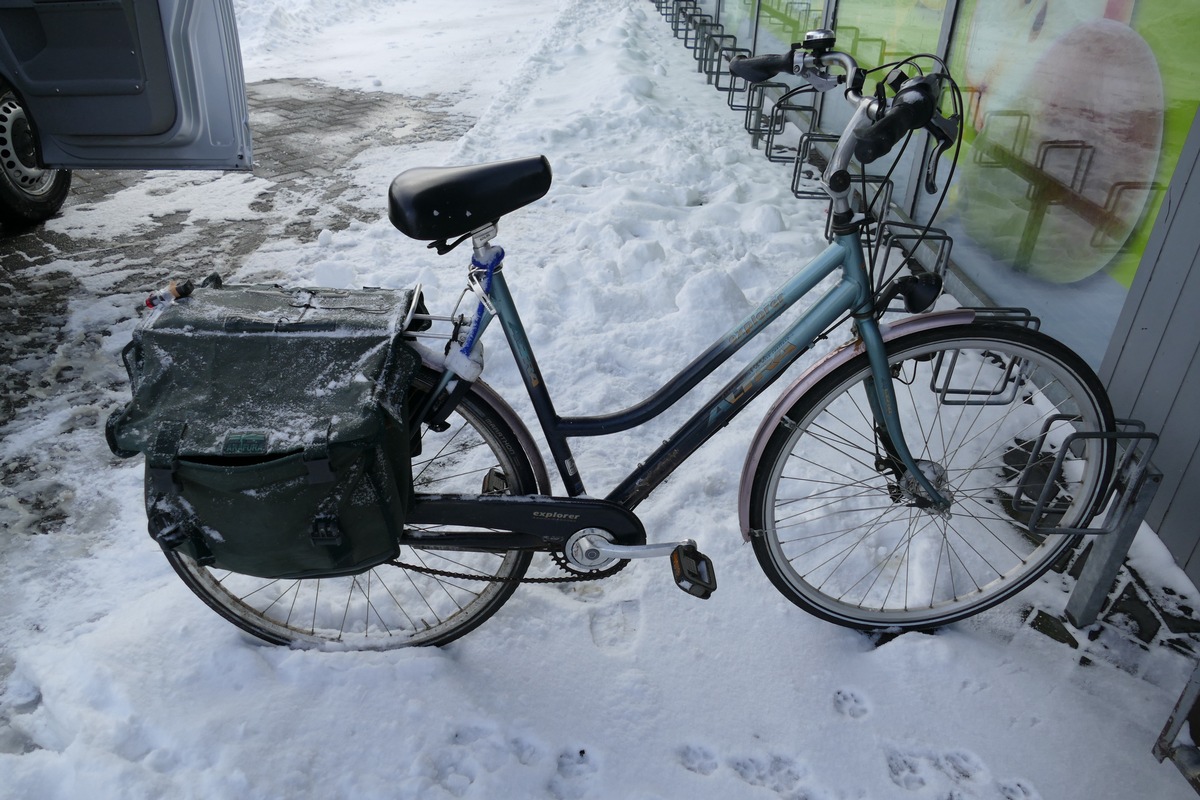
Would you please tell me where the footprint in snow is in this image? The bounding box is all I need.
[548,748,599,800]
[886,746,1030,797]
[887,751,929,791]
[678,744,719,775]
[832,688,871,719]
[1000,779,1043,799]
[729,753,809,795]
[589,600,640,649]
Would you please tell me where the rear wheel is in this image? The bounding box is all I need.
[749,323,1115,631]
[165,371,539,649]
[0,83,71,227]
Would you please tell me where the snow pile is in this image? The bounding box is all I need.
[1,1,1196,798]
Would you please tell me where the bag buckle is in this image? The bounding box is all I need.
[311,516,343,547]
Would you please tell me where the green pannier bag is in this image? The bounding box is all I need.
[106,281,422,580]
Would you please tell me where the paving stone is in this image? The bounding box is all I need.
[1029,610,1080,649]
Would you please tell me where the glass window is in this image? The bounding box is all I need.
[823,2,946,224]
[917,0,1200,367]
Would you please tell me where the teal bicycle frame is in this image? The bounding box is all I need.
[419,44,953,521]
[426,223,949,514]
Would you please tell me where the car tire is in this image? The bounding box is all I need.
[0,81,71,228]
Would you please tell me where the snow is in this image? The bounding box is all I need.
[2,0,1197,797]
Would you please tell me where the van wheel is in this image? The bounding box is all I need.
[0,83,71,228]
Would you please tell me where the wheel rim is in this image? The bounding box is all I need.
[759,333,1109,627]
[167,381,533,649]
[0,97,59,198]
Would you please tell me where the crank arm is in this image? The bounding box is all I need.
[579,536,694,561]
[568,532,717,600]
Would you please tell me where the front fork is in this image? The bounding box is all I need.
[830,227,951,513]
[856,313,952,512]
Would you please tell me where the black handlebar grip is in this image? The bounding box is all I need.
[854,82,937,164]
[729,51,795,84]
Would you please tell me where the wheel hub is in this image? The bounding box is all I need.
[0,98,58,197]
[899,460,954,511]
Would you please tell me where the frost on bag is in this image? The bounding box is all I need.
[106,281,422,579]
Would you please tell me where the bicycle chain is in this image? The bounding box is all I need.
[385,554,629,584]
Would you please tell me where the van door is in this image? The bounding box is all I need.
[0,0,252,171]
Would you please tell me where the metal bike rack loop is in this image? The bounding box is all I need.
[1009,418,1162,628]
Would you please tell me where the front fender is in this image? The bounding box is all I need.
[737,309,976,540]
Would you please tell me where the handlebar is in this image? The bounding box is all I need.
[853,75,937,165]
[728,51,796,84]
[728,33,959,204]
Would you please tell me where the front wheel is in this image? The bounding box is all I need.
[0,83,71,227]
[165,371,540,649]
[748,323,1115,631]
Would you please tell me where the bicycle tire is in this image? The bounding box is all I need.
[165,369,538,649]
[748,323,1115,631]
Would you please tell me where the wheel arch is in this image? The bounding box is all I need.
[736,309,977,540]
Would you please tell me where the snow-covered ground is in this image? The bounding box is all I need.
[2,0,1198,797]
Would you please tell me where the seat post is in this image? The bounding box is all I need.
[470,223,502,270]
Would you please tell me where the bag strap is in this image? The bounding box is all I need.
[304,432,336,484]
[309,449,369,548]
[143,421,215,564]
[147,420,187,493]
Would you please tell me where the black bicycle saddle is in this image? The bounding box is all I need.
[388,155,552,246]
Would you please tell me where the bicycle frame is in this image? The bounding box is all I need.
[412,42,956,527]
[427,223,949,515]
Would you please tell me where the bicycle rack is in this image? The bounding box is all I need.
[725,69,753,111]
[872,221,952,289]
[926,338,1028,407]
[700,35,741,82]
[920,307,1041,405]
[763,85,821,164]
[1156,661,1200,792]
[667,1,697,29]
[990,414,1165,630]
[690,21,724,66]
[791,132,838,199]
[682,13,714,50]
[963,306,1041,330]
[744,81,790,144]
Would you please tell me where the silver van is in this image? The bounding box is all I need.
[0,0,252,226]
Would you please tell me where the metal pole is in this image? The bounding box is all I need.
[1065,467,1162,628]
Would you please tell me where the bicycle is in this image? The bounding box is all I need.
[163,30,1116,649]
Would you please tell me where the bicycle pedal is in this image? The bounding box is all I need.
[670,543,716,599]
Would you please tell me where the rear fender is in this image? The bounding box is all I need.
[736,309,976,540]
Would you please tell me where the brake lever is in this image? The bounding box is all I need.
[794,52,841,93]
[923,111,960,194]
